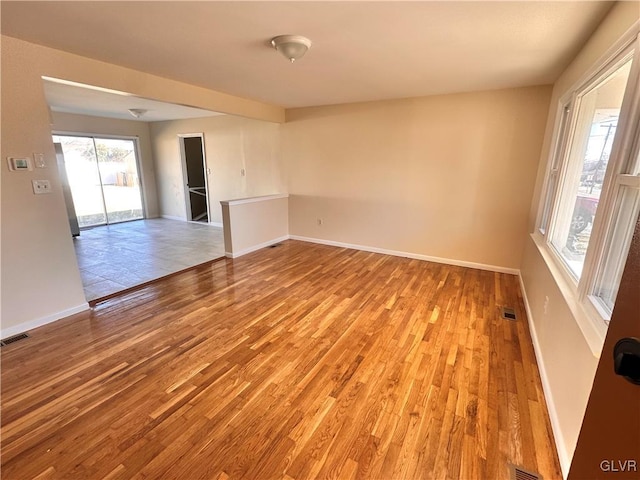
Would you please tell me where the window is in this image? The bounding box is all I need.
[538,34,640,347]
[53,134,145,227]
[550,57,633,279]
[539,103,571,236]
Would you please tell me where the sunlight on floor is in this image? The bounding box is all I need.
[73,218,225,300]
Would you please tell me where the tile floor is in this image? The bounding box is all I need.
[73,218,225,301]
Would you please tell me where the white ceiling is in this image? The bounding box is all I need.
[2,1,613,109]
[44,79,224,122]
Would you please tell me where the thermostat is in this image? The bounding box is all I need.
[7,157,32,171]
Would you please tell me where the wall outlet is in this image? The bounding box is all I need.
[317,218,323,226]
[32,179,52,195]
[240,168,246,177]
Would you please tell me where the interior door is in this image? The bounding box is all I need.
[182,135,209,222]
[568,214,640,479]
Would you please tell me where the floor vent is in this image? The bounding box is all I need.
[268,243,282,249]
[502,307,517,320]
[0,333,30,347]
[509,464,542,480]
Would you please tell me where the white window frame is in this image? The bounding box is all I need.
[534,28,640,356]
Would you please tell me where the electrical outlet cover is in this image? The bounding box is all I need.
[32,179,52,194]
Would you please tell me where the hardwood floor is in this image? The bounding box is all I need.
[1,240,561,479]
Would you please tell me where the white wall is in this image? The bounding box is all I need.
[51,112,160,218]
[0,35,283,335]
[150,115,284,224]
[519,2,640,476]
[282,86,552,270]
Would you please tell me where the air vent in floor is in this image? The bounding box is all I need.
[508,463,542,480]
[502,307,517,320]
[0,333,30,346]
[268,243,282,248]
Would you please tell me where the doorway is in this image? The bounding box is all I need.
[53,134,145,227]
[180,134,210,223]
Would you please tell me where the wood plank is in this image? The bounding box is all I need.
[1,240,561,479]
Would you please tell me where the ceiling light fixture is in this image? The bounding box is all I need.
[128,108,147,119]
[270,35,312,63]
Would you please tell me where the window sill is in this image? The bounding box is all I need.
[531,233,606,358]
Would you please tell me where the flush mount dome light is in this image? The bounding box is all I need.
[270,35,312,63]
[128,108,147,119]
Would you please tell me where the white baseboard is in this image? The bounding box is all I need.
[518,273,570,479]
[209,221,224,228]
[289,235,519,275]
[1,302,90,340]
[226,235,290,259]
[161,215,186,222]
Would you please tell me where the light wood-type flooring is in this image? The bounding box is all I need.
[1,240,561,479]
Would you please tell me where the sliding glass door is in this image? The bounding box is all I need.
[53,134,144,228]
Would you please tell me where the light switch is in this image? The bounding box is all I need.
[33,153,46,168]
[32,180,52,195]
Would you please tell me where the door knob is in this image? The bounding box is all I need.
[613,337,640,385]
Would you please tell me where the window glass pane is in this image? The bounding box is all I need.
[54,135,108,228]
[540,172,558,234]
[551,59,633,279]
[540,104,571,234]
[53,135,144,227]
[94,138,144,223]
[591,186,640,318]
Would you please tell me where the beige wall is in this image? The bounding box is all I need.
[4,10,637,471]
[221,195,289,257]
[0,35,283,335]
[520,240,599,474]
[150,115,284,224]
[519,2,640,476]
[51,112,160,218]
[283,86,552,270]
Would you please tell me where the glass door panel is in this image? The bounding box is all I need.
[53,135,144,228]
[53,135,107,227]
[94,138,144,223]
